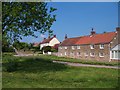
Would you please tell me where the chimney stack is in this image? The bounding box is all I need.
[91,28,96,35]
[44,38,46,40]
[54,35,56,37]
[65,34,67,39]
[48,36,50,38]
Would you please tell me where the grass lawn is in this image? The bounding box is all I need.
[2,54,119,88]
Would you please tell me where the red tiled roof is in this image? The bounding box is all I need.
[33,43,40,47]
[60,37,81,46]
[40,37,54,44]
[52,44,60,49]
[60,32,116,46]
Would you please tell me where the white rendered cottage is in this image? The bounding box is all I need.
[40,35,60,54]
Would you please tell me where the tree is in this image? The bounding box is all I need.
[41,46,51,53]
[13,41,29,50]
[2,2,57,45]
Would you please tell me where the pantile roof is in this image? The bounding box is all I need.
[60,32,116,46]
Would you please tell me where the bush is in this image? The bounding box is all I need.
[51,48,58,52]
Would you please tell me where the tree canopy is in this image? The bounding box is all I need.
[2,2,57,45]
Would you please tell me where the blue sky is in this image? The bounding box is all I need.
[21,2,118,43]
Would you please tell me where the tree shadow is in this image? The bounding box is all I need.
[3,57,68,73]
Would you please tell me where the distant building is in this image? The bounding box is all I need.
[58,27,120,62]
[40,35,60,50]
[33,43,40,47]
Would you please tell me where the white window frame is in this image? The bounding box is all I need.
[77,52,81,56]
[72,46,75,50]
[99,52,104,57]
[100,44,104,49]
[90,45,94,49]
[110,51,120,60]
[90,52,95,57]
[65,52,67,55]
[64,47,67,49]
[77,46,80,49]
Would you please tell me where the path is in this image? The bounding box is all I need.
[53,60,120,69]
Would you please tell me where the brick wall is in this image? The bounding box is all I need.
[58,44,110,62]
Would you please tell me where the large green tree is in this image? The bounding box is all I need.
[2,2,57,45]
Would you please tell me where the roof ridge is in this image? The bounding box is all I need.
[65,31,116,39]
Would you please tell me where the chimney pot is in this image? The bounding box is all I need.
[91,28,96,35]
[65,34,67,39]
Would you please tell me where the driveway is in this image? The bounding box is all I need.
[53,60,119,69]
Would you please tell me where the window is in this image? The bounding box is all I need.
[64,47,67,49]
[77,46,80,49]
[71,52,74,55]
[100,44,104,49]
[118,51,120,58]
[85,52,88,56]
[99,53,104,57]
[77,52,81,56]
[111,51,119,59]
[115,51,118,58]
[65,52,67,55]
[90,45,94,49]
[90,52,95,57]
[72,46,75,50]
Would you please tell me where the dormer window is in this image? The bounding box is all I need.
[77,46,80,49]
[90,45,94,49]
[100,44,104,49]
[72,46,75,50]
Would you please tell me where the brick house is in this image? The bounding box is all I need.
[58,27,120,62]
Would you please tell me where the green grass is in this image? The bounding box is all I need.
[2,54,119,88]
[36,55,119,66]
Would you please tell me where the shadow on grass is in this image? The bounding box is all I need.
[3,57,68,73]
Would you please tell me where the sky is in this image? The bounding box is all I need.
[21,2,118,43]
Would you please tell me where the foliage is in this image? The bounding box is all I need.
[2,39,14,52]
[2,2,57,44]
[13,41,29,50]
[41,46,51,53]
[2,55,119,88]
[51,48,58,52]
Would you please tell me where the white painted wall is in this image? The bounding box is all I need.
[40,43,49,49]
[49,38,60,46]
[40,37,60,50]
